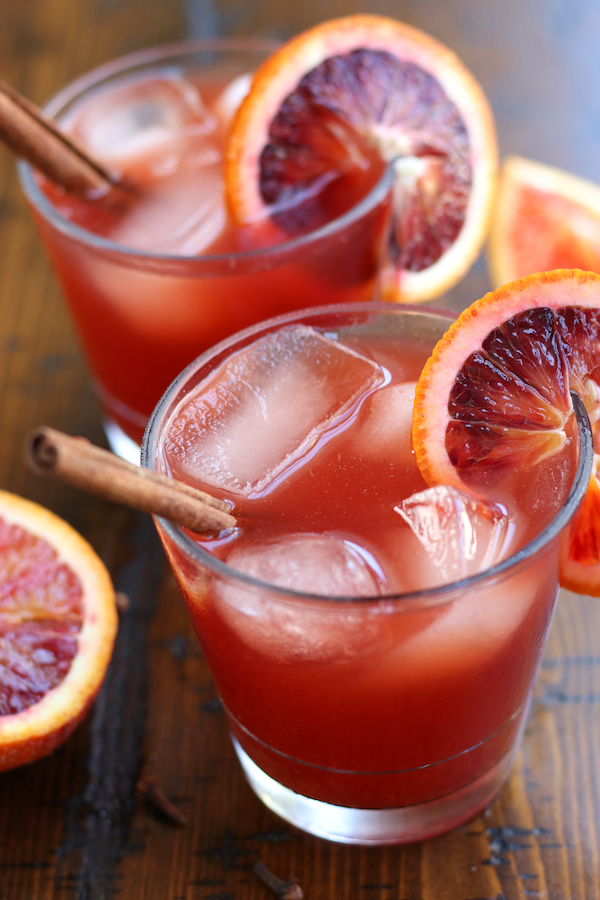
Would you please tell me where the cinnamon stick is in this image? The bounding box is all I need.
[26,427,236,536]
[0,79,116,196]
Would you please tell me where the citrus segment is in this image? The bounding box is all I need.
[412,269,600,594]
[226,14,497,303]
[489,156,600,287]
[0,491,117,771]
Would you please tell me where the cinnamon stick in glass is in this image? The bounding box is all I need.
[0,79,116,196]
[26,427,235,536]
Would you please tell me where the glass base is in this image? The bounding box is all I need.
[233,737,516,845]
[103,417,142,465]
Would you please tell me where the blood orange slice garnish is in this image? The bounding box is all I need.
[411,269,600,595]
[0,490,117,770]
[225,14,497,303]
[489,156,600,287]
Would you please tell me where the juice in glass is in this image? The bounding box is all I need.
[142,303,591,844]
[19,41,392,458]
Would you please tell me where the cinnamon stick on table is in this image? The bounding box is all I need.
[26,427,235,536]
[0,79,116,196]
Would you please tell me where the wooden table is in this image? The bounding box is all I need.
[0,1,599,897]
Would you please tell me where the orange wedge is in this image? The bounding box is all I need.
[489,156,600,287]
[0,490,117,770]
[411,269,600,595]
[226,14,497,303]
[561,466,600,594]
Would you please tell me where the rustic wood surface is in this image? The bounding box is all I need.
[0,1,599,898]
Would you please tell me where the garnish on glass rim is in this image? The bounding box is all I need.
[225,13,498,303]
[26,427,235,535]
[0,79,117,196]
[411,267,600,595]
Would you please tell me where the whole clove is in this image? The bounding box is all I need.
[136,775,187,825]
[115,592,130,614]
[253,860,304,900]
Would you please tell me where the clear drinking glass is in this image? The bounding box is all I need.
[142,302,592,845]
[19,40,394,461]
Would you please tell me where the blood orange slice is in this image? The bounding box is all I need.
[489,156,600,287]
[225,14,497,303]
[411,269,600,595]
[561,467,600,594]
[0,490,117,770]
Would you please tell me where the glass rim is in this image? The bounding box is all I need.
[141,300,594,609]
[18,36,395,266]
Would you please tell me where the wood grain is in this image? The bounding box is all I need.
[0,1,599,899]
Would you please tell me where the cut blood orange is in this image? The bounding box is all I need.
[561,464,600,594]
[411,269,600,595]
[489,156,600,287]
[0,490,117,770]
[225,14,497,303]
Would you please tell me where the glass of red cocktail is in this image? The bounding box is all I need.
[19,41,393,461]
[141,302,591,845]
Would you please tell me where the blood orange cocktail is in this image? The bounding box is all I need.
[142,303,591,845]
[19,40,392,458]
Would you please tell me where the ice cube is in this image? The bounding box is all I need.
[351,381,416,458]
[68,74,228,254]
[393,485,514,589]
[212,73,252,127]
[165,326,385,496]
[108,166,226,254]
[226,533,385,596]
[362,565,540,694]
[217,533,389,661]
[360,491,533,689]
[66,72,217,166]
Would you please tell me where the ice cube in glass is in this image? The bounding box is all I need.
[164,325,385,497]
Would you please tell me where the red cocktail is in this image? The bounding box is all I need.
[19,41,392,458]
[142,303,591,844]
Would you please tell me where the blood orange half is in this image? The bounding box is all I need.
[0,490,117,770]
[411,269,600,595]
[489,156,600,287]
[226,15,497,303]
